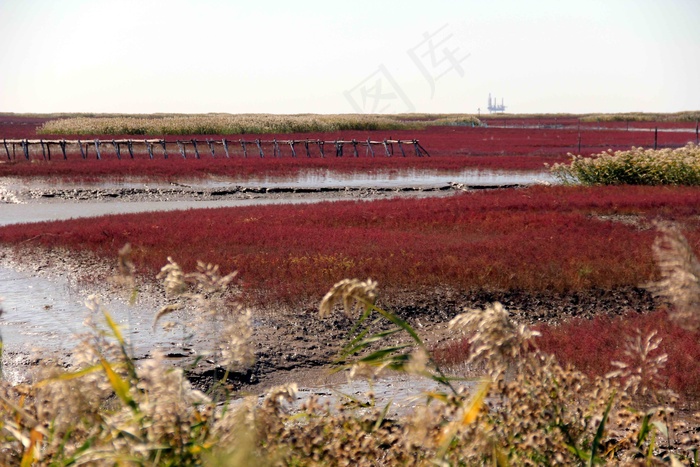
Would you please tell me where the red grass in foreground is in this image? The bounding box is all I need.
[1,186,698,306]
[433,310,700,399]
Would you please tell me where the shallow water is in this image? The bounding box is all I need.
[0,198,333,226]
[0,170,554,226]
[0,266,176,356]
[256,375,476,419]
[0,168,552,227]
[210,168,553,189]
[4,168,553,191]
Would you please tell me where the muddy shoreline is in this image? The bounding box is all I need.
[2,180,522,205]
[0,240,659,396]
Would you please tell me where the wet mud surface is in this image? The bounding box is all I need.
[0,244,659,397]
[5,182,470,204]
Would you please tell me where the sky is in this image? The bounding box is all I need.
[1,0,699,115]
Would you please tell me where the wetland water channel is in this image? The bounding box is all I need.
[0,168,553,226]
[1,169,544,394]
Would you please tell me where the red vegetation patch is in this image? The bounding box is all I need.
[536,310,700,399]
[0,155,557,181]
[0,116,53,139]
[1,186,698,305]
[432,338,471,367]
[432,310,700,399]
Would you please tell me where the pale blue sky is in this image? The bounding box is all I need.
[1,0,698,114]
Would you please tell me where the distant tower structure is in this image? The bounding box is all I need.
[488,93,507,113]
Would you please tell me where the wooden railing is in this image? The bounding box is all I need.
[2,138,430,161]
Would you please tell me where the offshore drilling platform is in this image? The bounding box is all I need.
[488,93,507,113]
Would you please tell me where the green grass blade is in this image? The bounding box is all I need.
[102,310,124,346]
[340,328,404,358]
[373,399,393,432]
[588,393,615,467]
[100,358,138,412]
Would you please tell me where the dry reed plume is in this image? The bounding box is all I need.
[647,223,700,331]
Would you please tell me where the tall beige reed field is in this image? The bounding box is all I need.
[37,114,482,136]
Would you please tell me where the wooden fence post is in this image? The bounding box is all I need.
[127,140,134,159]
[78,139,86,159]
[177,141,186,159]
[289,141,297,158]
[304,139,311,158]
[240,140,248,158]
[222,139,230,158]
[654,127,658,150]
[273,139,280,157]
[191,140,200,159]
[317,140,325,158]
[578,132,582,153]
[146,141,154,159]
[255,139,264,158]
[22,140,29,160]
[382,139,391,157]
[160,140,167,159]
[113,140,121,160]
[207,139,216,158]
[3,139,10,160]
[40,140,47,160]
[367,138,374,157]
[60,140,67,160]
[417,141,430,157]
[46,141,52,160]
[352,139,359,157]
[413,140,423,157]
[94,140,102,160]
[397,140,406,157]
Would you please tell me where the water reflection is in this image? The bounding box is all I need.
[0,198,331,227]
[4,168,553,191]
[1,267,138,352]
[1,169,553,227]
[0,266,202,359]
[223,168,554,189]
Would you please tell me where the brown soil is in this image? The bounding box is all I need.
[221,285,658,392]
